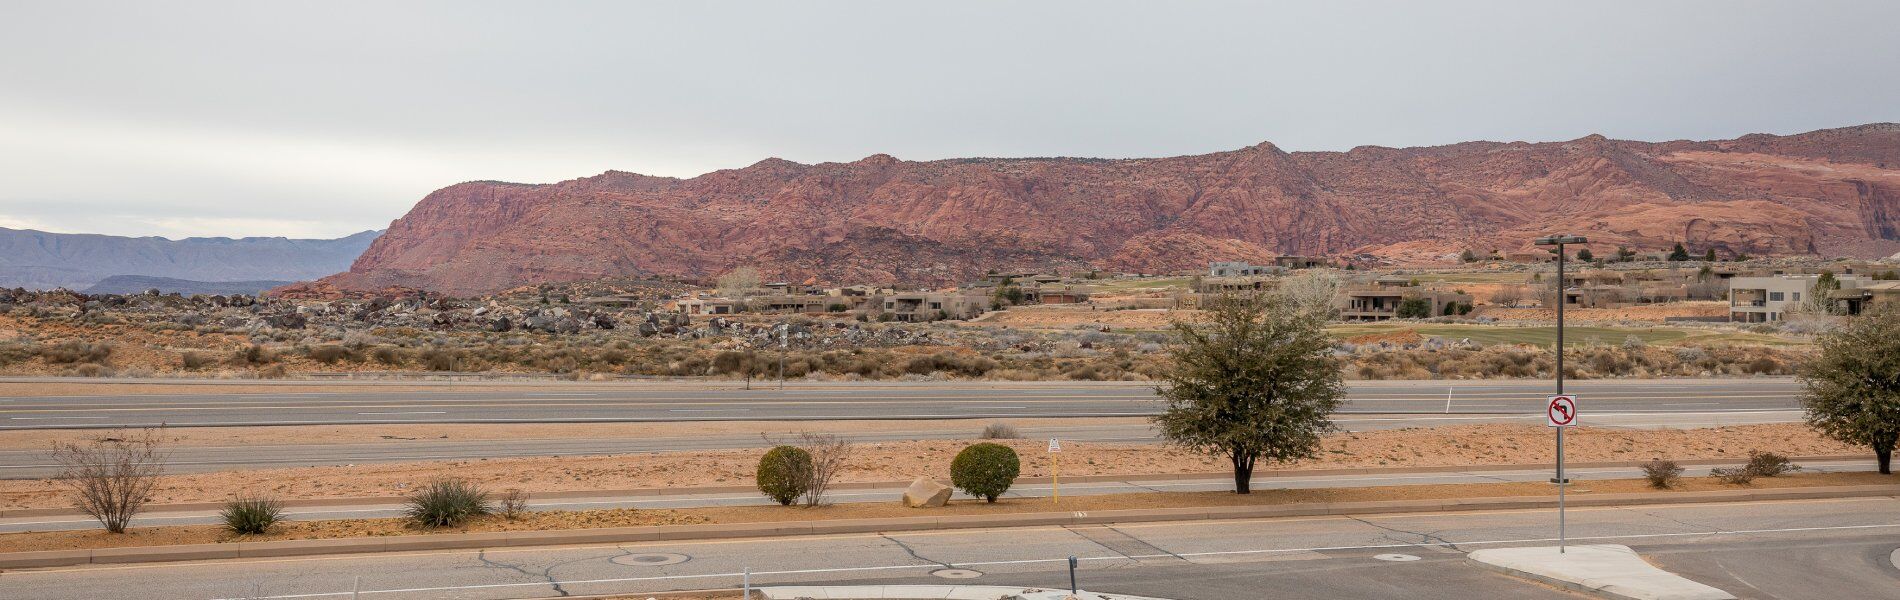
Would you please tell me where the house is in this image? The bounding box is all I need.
[1024,284,1090,304]
[1728,274,1871,322]
[1273,256,1331,269]
[674,297,740,315]
[1504,252,1554,263]
[1208,261,1280,277]
[1196,276,1279,295]
[1832,281,1900,315]
[881,290,988,321]
[1340,277,1473,321]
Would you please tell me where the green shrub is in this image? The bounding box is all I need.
[1745,451,1798,477]
[1394,298,1432,319]
[1640,459,1682,489]
[220,495,283,535]
[756,445,812,506]
[404,478,491,527]
[950,442,1020,502]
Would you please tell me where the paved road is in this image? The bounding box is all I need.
[4,495,1894,599]
[2,459,1874,533]
[0,378,1804,429]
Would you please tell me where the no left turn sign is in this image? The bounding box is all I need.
[1547,395,1578,427]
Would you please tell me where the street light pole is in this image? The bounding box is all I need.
[1534,233,1585,554]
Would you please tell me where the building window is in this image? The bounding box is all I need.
[1792,292,1802,301]
[1769,292,1784,301]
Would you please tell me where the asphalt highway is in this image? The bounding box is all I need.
[0,378,1805,429]
[1,459,1873,533]
[4,495,1894,599]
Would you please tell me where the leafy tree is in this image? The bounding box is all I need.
[1801,308,1900,474]
[1460,249,1478,263]
[1668,243,1691,261]
[1703,248,1717,261]
[1575,248,1593,262]
[1155,294,1345,493]
[1395,297,1432,319]
[1616,246,1637,262]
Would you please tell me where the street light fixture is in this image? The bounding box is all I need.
[1533,233,1586,553]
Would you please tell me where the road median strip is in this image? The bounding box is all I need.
[1,455,1859,519]
[3,482,1894,570]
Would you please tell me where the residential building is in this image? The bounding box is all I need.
[880,290,989,321]
[1340,277,1473,321]
[1208,261,1280,277]
[1728,274,1871,322]
[1832,281,1900,315]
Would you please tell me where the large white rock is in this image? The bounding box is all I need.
[902,477,952,508]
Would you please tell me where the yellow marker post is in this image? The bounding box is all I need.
[1048,437,1062,504]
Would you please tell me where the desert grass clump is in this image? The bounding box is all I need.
[306,344,354,364]
[220,495,284,535]
[42,341,112,364]
[1640,459,1683,489]
[979,422,1022,439]
[180,351,213,369]
[404,478,491,528]
[1711,466,1756,485]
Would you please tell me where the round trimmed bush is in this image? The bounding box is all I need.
[756,445,812,506]
[951,442,1020,503]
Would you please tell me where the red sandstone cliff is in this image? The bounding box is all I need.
[307,123,1900,296]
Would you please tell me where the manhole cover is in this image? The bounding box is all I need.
[612,553,690,566]
[1373,553,1421,562]
[930,568,983,579]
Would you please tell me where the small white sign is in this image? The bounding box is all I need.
[1547,395,1578,427]
[1048,438,1062,453]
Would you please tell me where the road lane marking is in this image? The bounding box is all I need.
[8,416,108,420]
[352,411,447,415]
[165,521,1900,599]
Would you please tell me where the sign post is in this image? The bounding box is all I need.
[1535,233,1586,555]
[1548,393,1578,553]
[1048,438,1062,504]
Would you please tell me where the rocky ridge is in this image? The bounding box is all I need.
[304,124,1900,296]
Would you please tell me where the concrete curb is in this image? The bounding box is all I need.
[761,584,1174,599]
[3,483,1894,570]
[3,456,1861,519]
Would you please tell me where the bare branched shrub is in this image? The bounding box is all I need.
[1640,459,1683,489]
[180,351,212,369]
[498,488,531,520]
[50,428,167,533]
[788,432,853,507]
[979,422,1022,439]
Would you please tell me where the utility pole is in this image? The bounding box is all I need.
[1534,233,1585,553]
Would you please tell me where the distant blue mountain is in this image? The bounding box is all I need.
[0,228,380,291]
[82,275,295,296]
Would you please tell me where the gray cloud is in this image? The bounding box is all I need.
[3,1,1897,238]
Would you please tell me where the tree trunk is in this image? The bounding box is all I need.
[1878,445,1892,475]
[1232,451,1257,494]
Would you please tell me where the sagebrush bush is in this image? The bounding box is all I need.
[220,495,283,535]
[307,345,353,364]
[180,351,212,369]
[42,341,111,364]
[950,442,1020,503]
[370,346,405,366]
[232,344,274,365]
[1640,459,1683,489]
[404,479,491,527]
[979,422,1021,439]
[755,445,812,506]
[1711,466,1755,485]
[1745,451,1798,477]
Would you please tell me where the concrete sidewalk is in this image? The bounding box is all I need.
[1469,544,1736,600]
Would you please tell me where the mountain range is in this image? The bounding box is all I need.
[0,228,380,292]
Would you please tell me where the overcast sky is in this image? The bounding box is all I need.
[3,1,1898,240]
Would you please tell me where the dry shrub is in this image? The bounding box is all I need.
[1640,459,1683,489]
[232,344,275,366]
[980,422,1022,439]
[307,344,354,364]
[180,351,213,369]
[498,489,531,520]
[50,429,166,533]
[42,341,112,364]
